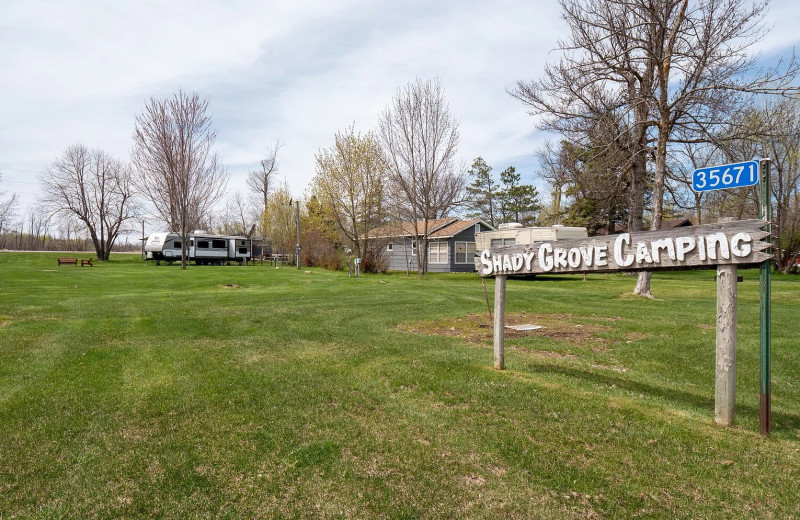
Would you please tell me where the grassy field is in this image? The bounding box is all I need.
[1,252,799,519]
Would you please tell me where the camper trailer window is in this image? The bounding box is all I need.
[198,241,210,248]
[212,239,226,248]
[238,247,248,254]
[455,242,476,263]
[490,238,516,248]
[173,242,181,249]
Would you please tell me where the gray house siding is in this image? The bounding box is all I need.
[380,222,492,273]
[383,238,419,272]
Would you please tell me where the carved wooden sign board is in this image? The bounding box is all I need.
[475,220,771,276]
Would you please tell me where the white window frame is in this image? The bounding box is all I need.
[455,241,476,264]
[428,241,449,264]
[475,223,481,233]
[410,238,417,256]
[387,242,393,252]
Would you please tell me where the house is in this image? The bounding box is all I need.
[368,218,495,273]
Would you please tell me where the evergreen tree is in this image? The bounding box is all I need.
[497,166,541,226]
[464,157,497,226]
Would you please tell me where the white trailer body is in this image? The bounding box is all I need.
[144,232,183,261]
[475,224,588,251]
[144,232,252,265]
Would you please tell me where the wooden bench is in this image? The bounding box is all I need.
[57,257,78,266]
[81,258,93,267]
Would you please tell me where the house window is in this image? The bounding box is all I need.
[429,242,448,264]
[475,223,480,233]
[387,242,393,252]
[455,242,476,264]
[411,240,417,256]
[490,238,516,248]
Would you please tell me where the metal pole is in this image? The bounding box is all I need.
[759,158,772,436]
[295,200,301,269]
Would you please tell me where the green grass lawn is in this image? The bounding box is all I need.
[1,252,799,519]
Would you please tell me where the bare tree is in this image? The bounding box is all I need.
[39,144,135,260]
[0,173,18,239]
[247,141,281,238]
[512,0,655,290]
[379,77,464,275]
[132,90,228,269]
[515,0,799,297]
[262,181,295,257]
[311,125,387,270]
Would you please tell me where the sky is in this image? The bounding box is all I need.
[2,0,800,234]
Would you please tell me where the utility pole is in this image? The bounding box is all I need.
[294,199,301,269]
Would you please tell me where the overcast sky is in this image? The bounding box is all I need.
[2,0,799,231]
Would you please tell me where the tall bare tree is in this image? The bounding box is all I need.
[311,125,387,270]
[262,181,295,257]
[39,144,135,260]
[132,90,228,269]
[247,141,281,238]
[379,77,464,275]
[515,0,798,297]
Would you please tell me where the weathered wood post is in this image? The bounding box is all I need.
[715,217,737,426]
[715,261,737,426]
[493,275,506,370]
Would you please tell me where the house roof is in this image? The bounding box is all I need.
[659,218,693,229]
[368,218,494,239]
[596,217,693,235]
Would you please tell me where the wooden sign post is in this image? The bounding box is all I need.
[476,219,772,430]
[715,248,737,425]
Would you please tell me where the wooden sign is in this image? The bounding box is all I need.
[475,220,771,276]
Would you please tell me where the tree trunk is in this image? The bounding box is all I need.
[633,121,669,299]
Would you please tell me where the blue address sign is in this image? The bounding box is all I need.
[692,160,759,192]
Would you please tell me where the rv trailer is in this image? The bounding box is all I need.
[144,231,252,265]
[475,223,588,251]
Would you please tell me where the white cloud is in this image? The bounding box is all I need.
[1,0,798,228]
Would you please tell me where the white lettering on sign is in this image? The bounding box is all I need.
[539,243,553,272]
[477,221,769,276]
[730,233,752,257]
[614,233,634,267]
[675,236,695,261]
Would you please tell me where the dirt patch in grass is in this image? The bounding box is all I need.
[219,284,240,289]
[396,312,614,348]
[625,332,651,342]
